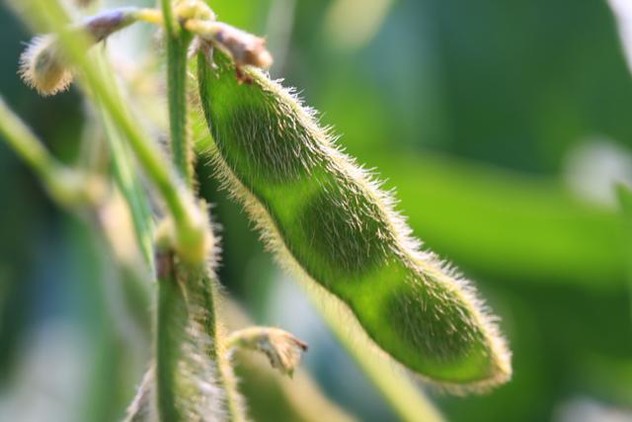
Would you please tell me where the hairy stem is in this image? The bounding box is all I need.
[156,250,187,421]
[160,2,244,420]
[162,0,194,185]
[0,97,60,182]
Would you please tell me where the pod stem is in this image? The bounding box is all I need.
[155,249,188,421]
[91,49,155,270]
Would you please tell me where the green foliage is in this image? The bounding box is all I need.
[2,0,630,421]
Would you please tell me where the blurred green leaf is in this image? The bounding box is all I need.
[372,152,625,289]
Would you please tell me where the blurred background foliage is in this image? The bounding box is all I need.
[1,0,631,421]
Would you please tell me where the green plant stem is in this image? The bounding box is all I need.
[160,0,179,37]
[162,0,194,185]
[616,185,632,325]
[159,1,206,419]
[0,97,59,181]
[160,2,243,419]
[156,250,187,421]
[27,0,204,261]
[0,97,92,206]
[101,110,155,268]
[92,50,155,270]
[167,34,194,184]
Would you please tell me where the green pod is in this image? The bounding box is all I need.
[197,52,511,392]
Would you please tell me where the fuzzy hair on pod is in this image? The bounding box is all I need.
[196,51,511,393]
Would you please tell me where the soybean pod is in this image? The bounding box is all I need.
[197,51,511,392]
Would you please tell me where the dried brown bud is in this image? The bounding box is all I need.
[186,20,273,70]
[227,327,308,377]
